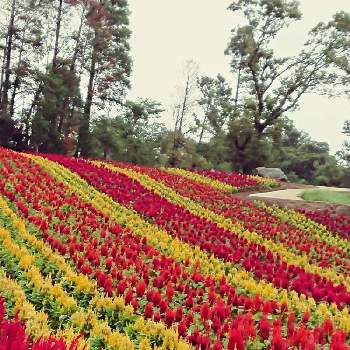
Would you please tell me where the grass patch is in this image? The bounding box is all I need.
[300,189,350,205]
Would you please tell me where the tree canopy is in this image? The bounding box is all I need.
[0,0,349,187]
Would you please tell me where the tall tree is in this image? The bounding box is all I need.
[225,0,350,171]
[338,120,350,166]
[0,0,16,118]
[196,74,234,143]
[0,0,47,147]
[91,98,164,162]
[76,0,131,157]
[30,0,82,152]
[321,11,350,97]
[169,60,199,166]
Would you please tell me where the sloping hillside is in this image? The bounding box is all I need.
[0,147,349,349]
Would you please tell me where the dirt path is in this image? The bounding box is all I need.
[234,183,350,216]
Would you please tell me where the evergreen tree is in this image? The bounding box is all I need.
[76,0,131,157]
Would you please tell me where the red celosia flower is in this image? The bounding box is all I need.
[178,321,187,337]
[212,341,223,350]
[165,309,175,326]
[200,303,210,321]
[228,329,244,350]
[153,312,161,322]
[144,303,153,319]
[330,331,349,350]
[105,257,113,270]
[322,318,334,335]
[175,307,183,322]
[302,309,310,324]
[124,289,133,304]
[159,299,168,314]
[136,280,147,297]
[166,282,174,301]
[258,317,271,341]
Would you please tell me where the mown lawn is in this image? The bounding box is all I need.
[300,189,350,205]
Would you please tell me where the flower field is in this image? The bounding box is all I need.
[0,148,349,349]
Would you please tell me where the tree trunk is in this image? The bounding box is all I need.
[0,0,16,117]
[199,102,210,144]
[198,115,207,144]
[76,30,98,157]
[58,6,85,137]
[53,0,63,69]
[0,35,8,103]
[103,145,109,160]
[9,75,19,118]
[9,26,26,119]
[26,83,43,132]
[233,65,241,112]
[178,73,190,133]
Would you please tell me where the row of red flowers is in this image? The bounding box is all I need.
[41,154,350,309]
[190,168,260,189]
[110,161,349,274]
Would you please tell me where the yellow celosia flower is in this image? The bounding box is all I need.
[70,311,87,328]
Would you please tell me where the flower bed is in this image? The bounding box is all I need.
[180,168,278,189]
[298,209,350,241]
[0,148,349,348]
[110,162,350,275]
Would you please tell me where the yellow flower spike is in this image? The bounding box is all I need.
[123,304,134,318]
[164,167,237,192]
[56,329,90,350]
[139,338,152,350]
[70,311,87,329]
[0,267,70,341]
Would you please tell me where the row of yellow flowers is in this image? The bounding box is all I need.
[0,196,96,294]
[249,174,279,187]
[0,211,141,349]
[8,156,192,350]
[0,267,52,340]
[256,201,350,253]
[164,168,238,192]
[99,162,350,293]
[0,198,187,349]
[0,226,78,311]
[25,154,350,333]
[164,167,278,190]
[0,265,89,350]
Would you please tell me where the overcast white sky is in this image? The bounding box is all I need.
[127,0,350,154]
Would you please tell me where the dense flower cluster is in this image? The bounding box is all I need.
[83,160,350,307]
[0,297,82,350]
[298,209,350,240]
[187,168,275,189]
[110,162,350,274]
[0,147,349,349]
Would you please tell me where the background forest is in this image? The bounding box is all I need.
[0,0,349,186]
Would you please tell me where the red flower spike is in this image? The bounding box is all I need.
[228,328,244,350]
[144,303,153,319]
[136,280,147,297]
[258,317,271,341]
